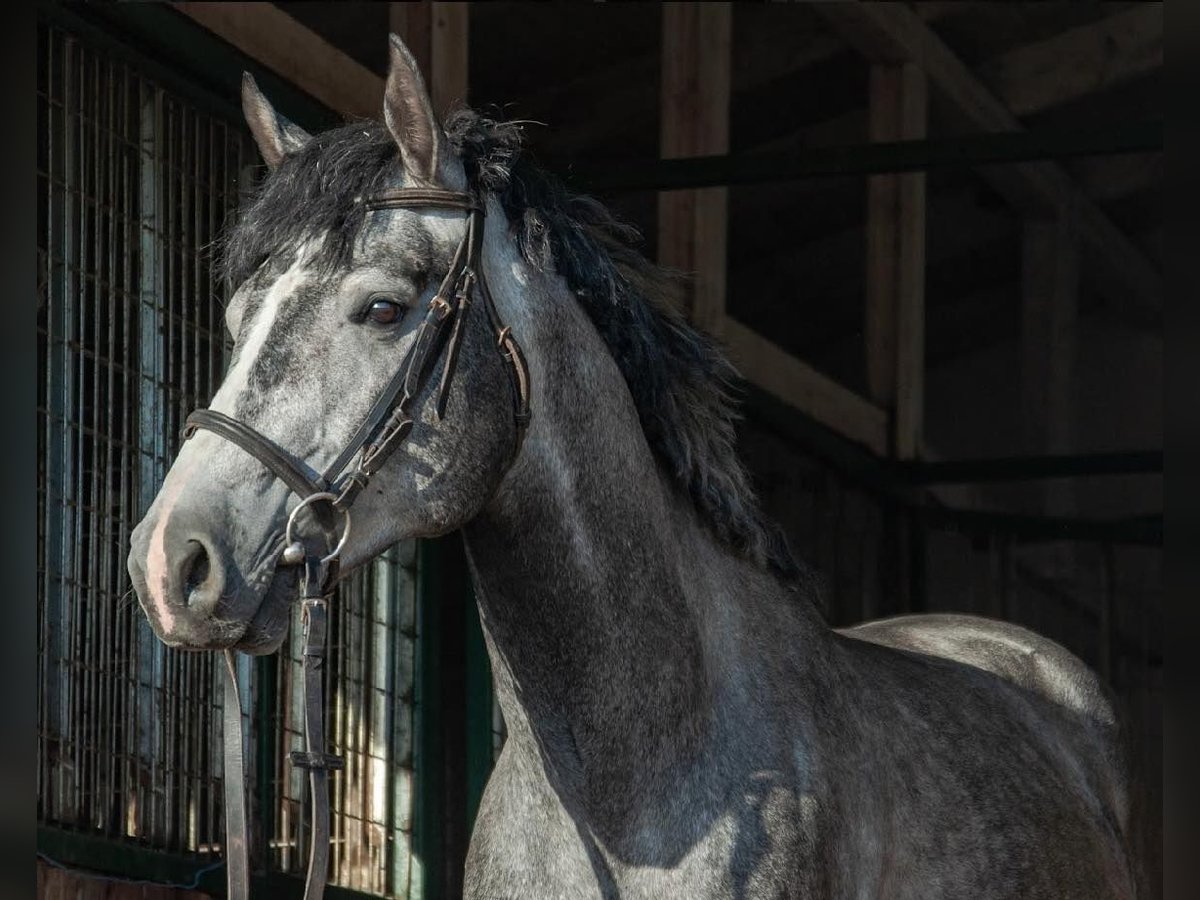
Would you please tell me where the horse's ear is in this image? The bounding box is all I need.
[241,72,312,170]
[384,33,442,184]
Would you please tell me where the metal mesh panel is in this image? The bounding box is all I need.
[37,23,419,897]
[37,21,241,856]
[268,546,418,897]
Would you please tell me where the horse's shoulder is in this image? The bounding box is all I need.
[839,613,1116,727]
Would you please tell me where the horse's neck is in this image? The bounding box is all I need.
[462,217,824,809]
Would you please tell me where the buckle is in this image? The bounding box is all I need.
[361,418,414,474]
[332,470,369,510]
[455,270,476,304]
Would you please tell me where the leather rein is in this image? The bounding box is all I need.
[183,187,531,900]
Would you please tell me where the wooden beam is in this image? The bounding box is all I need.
[430,2,469,113]
[813,0,1161,320]
[389,2,432,79]
[177,3,471,122]
[977,3,1162,119]
[1075,152,1162,203]
[658,2,731,336]
[722,317,889,456]
[866,63,928,464]
[174,2,383,119]
[865,68,899,404]
[390,2,469,114]
[900,450,1162,485]
[896,65,927,462]
[1021,211,1079,517]
[573,121,1161,193]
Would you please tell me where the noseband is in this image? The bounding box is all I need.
[183,187,531,900]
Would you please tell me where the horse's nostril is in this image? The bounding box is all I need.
[182,540,212,605]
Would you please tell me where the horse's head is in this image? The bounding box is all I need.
[127,36,525,652]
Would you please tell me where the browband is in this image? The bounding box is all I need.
[363,188,478,212]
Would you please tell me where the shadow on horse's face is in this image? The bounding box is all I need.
[127,72,520,652]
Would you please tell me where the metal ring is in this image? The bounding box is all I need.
[285,492,352,565]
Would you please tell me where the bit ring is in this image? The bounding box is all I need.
[285,492,351,565]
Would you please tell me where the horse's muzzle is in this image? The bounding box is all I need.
[126,504,285,651]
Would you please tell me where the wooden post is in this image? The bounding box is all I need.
[1021,205,1079,516]
[658,2,731,336]
[389,2,431,78]
[1020,202,1080,586]
[389,1,469,115]
[865,63,926,617]
[865,62,927,461]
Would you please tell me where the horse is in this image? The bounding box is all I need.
[127,34,1139,900]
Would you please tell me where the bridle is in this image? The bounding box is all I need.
[183,186,531,900]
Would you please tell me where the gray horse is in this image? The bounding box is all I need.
[127,35,1138,899]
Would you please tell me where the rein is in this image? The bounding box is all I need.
[185,187,530,900]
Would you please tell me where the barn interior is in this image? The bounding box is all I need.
[36,2,1162,898]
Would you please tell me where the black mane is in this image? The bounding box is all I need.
[222,110,802,583]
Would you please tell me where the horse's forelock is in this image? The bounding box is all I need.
[220,122,401,291]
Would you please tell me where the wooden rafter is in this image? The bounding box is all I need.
[976,3,1162,119]
[574,122,1161,192]
[866,62,927,461]
[174,2,383,119]
[813,0,1161,321]
[722,318,889,456]
[659,2,731,336]
[177,3,471,122]
[1021,213,1080,517]
[389,2,469,114]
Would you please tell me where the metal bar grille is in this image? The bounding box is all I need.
[37,22,235,856]
[36,23,419,897]
[266,545,419,896]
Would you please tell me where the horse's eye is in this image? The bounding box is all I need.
[365,297,404,326]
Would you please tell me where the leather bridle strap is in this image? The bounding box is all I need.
[222,652,250,900]
[365,188,480,213]
[185,410,329,499]
[290,556,341,900]
[219,562,339,900]
[319,232,468,485]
